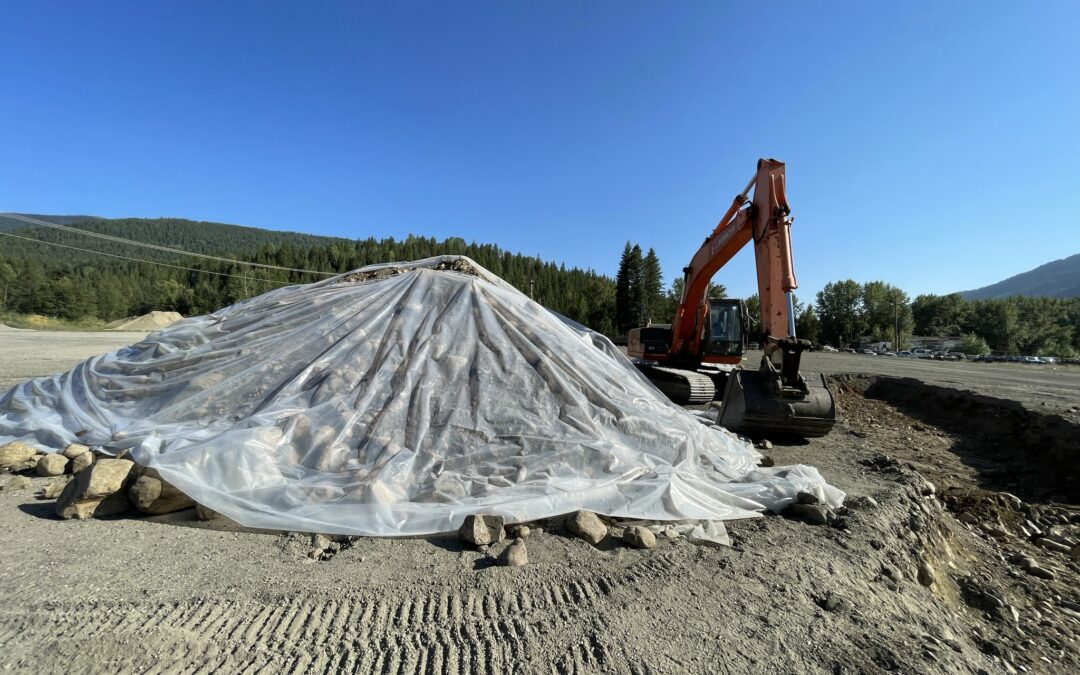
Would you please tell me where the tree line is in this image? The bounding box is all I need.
[613,242,726,335]
[610,242,1080,357]
[4,219,1078,356]
[813,281,1080,357]
[0,220,616,333]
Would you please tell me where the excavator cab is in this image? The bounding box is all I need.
[703,299,746,359]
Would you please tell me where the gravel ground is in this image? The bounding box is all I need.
[1,329,1078,673]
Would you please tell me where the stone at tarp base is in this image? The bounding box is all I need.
[506,524,531,539]
[498,538,528,566]
[567,511,608,545]
[55,458,135,520]
[783,503,831,525]
[42,479,69,499]
[71,452,94,474]
[36,454,69,477]
[129,474,196,515]
[623,525,657,550]
[0,442,39,473]
[458,515,506,546]
[62,444,91,460]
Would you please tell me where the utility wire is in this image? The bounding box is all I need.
[0,230,293,286]
[0,213,337,276]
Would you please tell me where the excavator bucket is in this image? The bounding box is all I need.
[717,368,836,438]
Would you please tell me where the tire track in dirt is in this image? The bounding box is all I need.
[0,552,680,674]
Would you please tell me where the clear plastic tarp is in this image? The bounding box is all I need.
[0,256,843,537]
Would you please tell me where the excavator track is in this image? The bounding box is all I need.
[635,364,715,404]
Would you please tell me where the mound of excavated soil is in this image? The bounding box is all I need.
[106,311,183,331]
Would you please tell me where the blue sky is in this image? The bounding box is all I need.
[2,2,1077,300]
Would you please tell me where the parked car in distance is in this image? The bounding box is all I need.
[821,345,839,353]
[860,349,877,355]
[748,342,760,350]
[1022,356,1046,364]
[911,349,933,359]
[841,348,856,353]
[897,350,913,358]
[877,351,897,357]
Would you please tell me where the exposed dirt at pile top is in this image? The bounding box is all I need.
[0,360,1078,672]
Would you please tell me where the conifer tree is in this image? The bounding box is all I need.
[642,248,663,323]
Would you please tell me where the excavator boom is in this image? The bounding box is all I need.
[632,158,835,438]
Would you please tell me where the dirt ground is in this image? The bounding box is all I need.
[1,330,1078,674]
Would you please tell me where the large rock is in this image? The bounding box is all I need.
[0,442,39,472]
[498,538,528,567]
[42,479,69,499]
[567,510,607,545]
[62,444,91,460]
[623,525,657,550]
[783,503,831,525]
[71,452,94,474]
[507,524,531,539]
[129,474,196,515]
[55,458,134,520]
[458,514,506,546]
[36,454,69,477]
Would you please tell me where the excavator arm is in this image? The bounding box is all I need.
[672,158,798,361]
[673,158,835,436]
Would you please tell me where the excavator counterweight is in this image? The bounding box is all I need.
[628,158,836,438]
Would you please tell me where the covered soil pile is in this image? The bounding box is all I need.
[0,256,840,538]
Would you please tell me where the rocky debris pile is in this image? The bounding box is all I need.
[940,488,1080,585]
[1,440,202,521]
[451,510,688,566]
[5,440,698,571]
[848,449,1080,672]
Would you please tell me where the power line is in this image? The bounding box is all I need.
[0,213,336,276]
[0,230,292,286]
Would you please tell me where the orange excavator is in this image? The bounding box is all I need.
[627,158,835,437]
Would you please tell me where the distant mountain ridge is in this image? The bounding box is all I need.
[960,253,1080,300]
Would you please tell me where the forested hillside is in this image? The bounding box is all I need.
[0,215,616,333]
[0,214,99,232]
